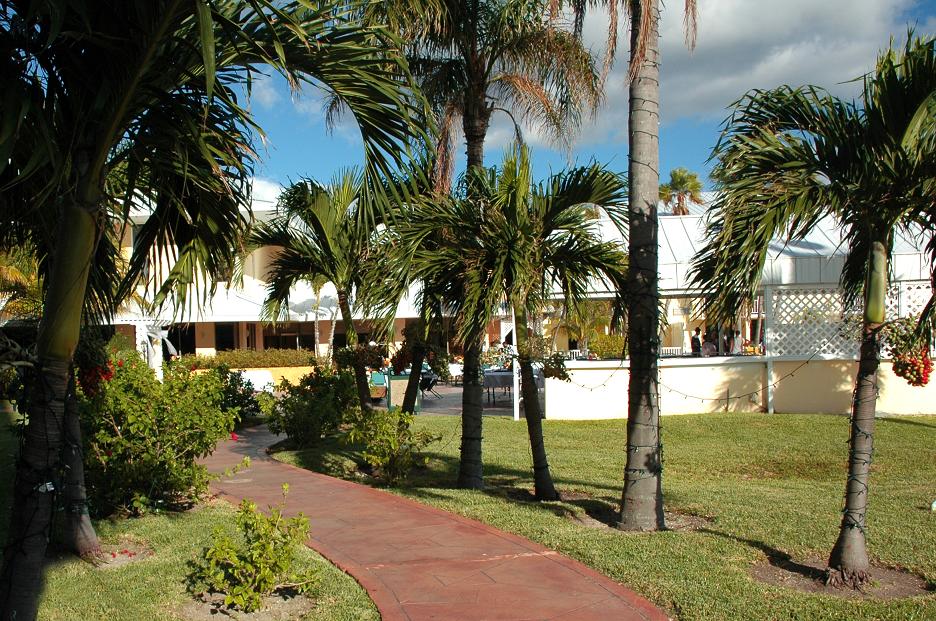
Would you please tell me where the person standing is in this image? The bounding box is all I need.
[691,327,702,356]
[731,330,743,355]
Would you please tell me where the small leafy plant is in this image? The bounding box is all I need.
[188,484,316,613]
[343,407,439,485]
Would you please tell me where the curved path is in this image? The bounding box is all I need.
[204,426,669,621]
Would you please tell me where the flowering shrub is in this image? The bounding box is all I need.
[188,485,316,613]
[211,364,263,420]
[80,349,235,515]
[266,366,358,447]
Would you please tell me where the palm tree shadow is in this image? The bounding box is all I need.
[700,528,825,580]
[879,417,936,430]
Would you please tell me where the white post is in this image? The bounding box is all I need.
[512,307,520,422]
[763,286,775,414]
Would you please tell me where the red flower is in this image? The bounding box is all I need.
[230,432,239,441]
[117,359,124,368]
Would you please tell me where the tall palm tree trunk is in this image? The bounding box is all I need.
[1,203,98,620]
[312,291,322,360]
[620,0,665,531]
[337,290,370,410]
[827,241,886,588]
[456,89,491,490]
[401,316,427,414]
[826,324,878,588]
[514,305,559,500]
[61,378,100,560]
[458,331,485,489]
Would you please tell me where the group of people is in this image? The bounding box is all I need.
[690,327,746,357]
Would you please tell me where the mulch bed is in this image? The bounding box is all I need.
[176,591,315,621]
[750,556,934,600]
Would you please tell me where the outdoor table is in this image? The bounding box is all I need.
[483,370,514,405]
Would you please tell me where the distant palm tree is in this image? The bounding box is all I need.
[252,171,387,410]
[690,35,936,588]
[659,168,704,215]
[0,2,427,615]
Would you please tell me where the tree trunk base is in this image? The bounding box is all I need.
[825,566,871,590]
[534,489,560,501]
[456,475,484,490]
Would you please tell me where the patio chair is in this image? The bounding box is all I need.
[419,375,441,399]
[369,371,387,401]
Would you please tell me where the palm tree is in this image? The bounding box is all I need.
[659,168,704,215]
[0,2,427,616]
[466,145,628,499]
[251,171,390,411]
[557,0,698,532]
[394,0,603,489]
[689,35,936,588]
[0,247,41,321]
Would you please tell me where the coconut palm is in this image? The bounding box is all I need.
[556,0,698,532]
[0,2,427,616]
[251,171,391,411]
[464,145,628,499]
[659,167,704,215]
[689,35,936,588]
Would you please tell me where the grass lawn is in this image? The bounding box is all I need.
[274,412,936,621]
[0,410,378,621]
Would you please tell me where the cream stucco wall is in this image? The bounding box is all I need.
[545,357,936,419]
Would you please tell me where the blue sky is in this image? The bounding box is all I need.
[245,0,936,203]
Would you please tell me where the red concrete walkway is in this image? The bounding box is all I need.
[203,426,669,621]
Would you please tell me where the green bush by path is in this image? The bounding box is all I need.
[81,350,236,515]
[179,348,318,370]
[275,413,936,621]
[267,367,358,447]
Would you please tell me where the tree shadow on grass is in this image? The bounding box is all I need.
[699,528,825,580]
[878,417,936,430]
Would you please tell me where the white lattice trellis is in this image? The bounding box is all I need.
[767,281,933,358]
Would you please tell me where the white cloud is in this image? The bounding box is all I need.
[249,73,281,109]
[250,177,282,211]
[573,0,927,144]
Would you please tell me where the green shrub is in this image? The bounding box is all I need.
[589,333,626,359]
[334,344,385,371]
[188,485,316,613]
[180,348,317,370]
[213,364,262,420]
[81,350,235,515]
[267,366,357,447]
[343,408,439,485]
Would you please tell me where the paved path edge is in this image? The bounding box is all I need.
[210,438,670,621]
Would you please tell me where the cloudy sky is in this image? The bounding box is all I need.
[246,0,936,203]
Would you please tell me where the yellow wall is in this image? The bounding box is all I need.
[544,357,936,419]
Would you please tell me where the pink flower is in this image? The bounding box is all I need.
[230,432,239,441]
